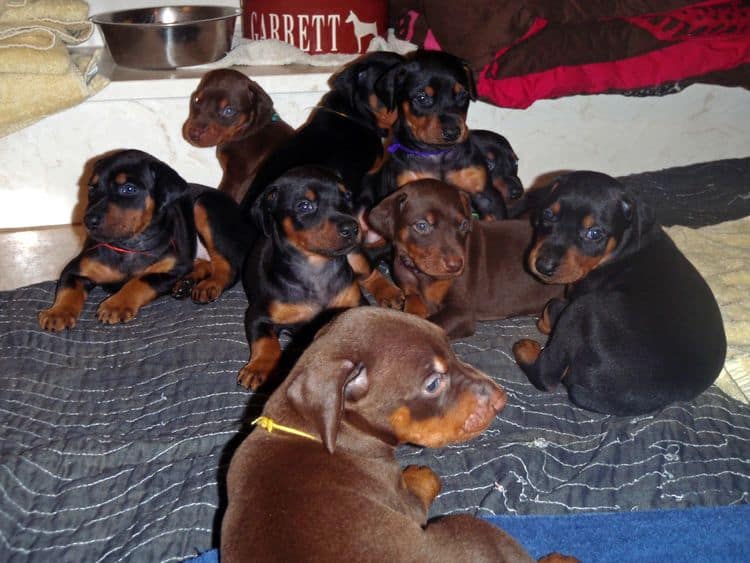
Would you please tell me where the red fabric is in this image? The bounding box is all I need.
[477,0,750,109]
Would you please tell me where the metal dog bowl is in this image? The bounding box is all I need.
[91,6,240,69]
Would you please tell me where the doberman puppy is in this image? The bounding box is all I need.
[240,51,404,229]
[222,307,576,562]
[368,179,563,339]
[513,171,726,415]
[369,49,506,220]
[470,129,525,211]
[183,69,294,204]
[239,166,404,390]
[38,150,249,330]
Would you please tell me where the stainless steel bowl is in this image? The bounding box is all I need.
[91,6,240,70]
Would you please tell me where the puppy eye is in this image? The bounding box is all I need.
[413,220,432,234]
[296,199,316,214]
[486,159,496,171]
[220,106,236,118]
[459,219,470,233]
[192,95,200,104]
[117,183,139,196]
[423,373,446,396]
[455,89,469,104]
[343,190,353,202]
[542,208,557,222]
[414,92,433,108]
[584,227,605,241]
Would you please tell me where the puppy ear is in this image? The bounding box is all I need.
[251,186,278,236]
[248,80,275,124]
[149,159,188,210]
[374,62,408,111]
[286,358,369,453]
[367,191,407,239]
[462,62,477,101]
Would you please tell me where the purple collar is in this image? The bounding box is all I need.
[387,142,454,157]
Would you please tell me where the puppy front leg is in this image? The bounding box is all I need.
[97,271,180,324]
[537,298,568,335]
[38,263,93,331]
[513,330,572,391]
[239,306,281,390]
[428,306,476,339]
[348,252,404,309]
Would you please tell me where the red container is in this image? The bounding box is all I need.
[241,0,387,54]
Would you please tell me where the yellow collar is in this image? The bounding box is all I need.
[252,416,320,442]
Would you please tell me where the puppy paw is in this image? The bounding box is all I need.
[171,278,196,299]
[38,307,78,331]
[97,299,138,324]
[237,363,271,391]
[191,279,222,303]
[402,465,441,509]
[513,339,541,366]
[538,553,580,563]
[375,284,405,310]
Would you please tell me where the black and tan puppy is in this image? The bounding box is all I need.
[239,166,403,390]
[38,150,249,330]
[470,129,524,210]
[241,51,404,225]
[369,179,563,339]
[222,307,577,562]
[370,50,506,220]
[513,171,726,415]
[183,69,294,204]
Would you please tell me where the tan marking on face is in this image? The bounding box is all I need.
[402,102,443,145]
[328,282,361,309]
[513,339,542,365]
[453,83,464,95]
[445,166,487,193]
[282,216,345,257]
[545,237,618,284]
[115,173,127,185]
[582,214,595,229]
[305,189,317,201]
[268,301,319,324]
[433,357,447,373]
[424,86,435,97]
[550,201,561,214]
[218,98,229,109]
[100,196,155,239]
[389,391,493,447]
[90,174,99,185]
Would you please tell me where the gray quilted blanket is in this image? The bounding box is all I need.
[1,158,749,562]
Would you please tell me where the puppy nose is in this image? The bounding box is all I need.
[187,126,205,142]
[84,213,101,230]
[443,255,464,273]
[535,256,557,277]
[442,125,460,142]
[338,221,359,240]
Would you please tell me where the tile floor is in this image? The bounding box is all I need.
[0,225,84,291]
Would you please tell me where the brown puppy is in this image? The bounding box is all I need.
[221,307,550,562]
[368,179,564,338]
[183,69,294,203]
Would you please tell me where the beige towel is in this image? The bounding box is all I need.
[0,20,94,73]
[0,0,89,23]
[0,49,108,138]
[665,215,750,404]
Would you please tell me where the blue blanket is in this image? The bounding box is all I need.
[186,505,750,562]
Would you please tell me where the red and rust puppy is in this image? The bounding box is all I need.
[38,150,250,330]
[470,129,525,213]
[222,307,575,562]
[239,166,403,390]
[513,171,726,415]
[183,69,294,204]
[241,52,404,224]
[369,50,506,220]
[368,179,563,339]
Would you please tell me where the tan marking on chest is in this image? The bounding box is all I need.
[445,166,487,193]
[423,279,453,307]
[79,257,125,284]
[396,169,437,188]
[328,283,361,309]
[268,301,319,324]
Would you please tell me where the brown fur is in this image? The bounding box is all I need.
[220,307,568,563]
[369,179,564,338]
